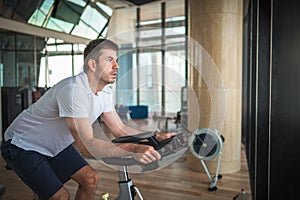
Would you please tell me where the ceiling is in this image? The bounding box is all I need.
[98,0,161,9]
[0,0,162,39]
[125,0,160,6]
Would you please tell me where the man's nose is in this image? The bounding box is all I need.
[112,60,119,69]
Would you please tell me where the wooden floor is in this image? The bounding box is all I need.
[0,145,251,200]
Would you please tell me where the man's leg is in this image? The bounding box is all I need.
[49,144,99,200]
[71,165,99,200]
[1,140,69,200]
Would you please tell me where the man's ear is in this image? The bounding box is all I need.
[87,59,97,72]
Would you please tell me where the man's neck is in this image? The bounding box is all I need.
[86,72,105,94]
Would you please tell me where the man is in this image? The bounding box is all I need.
[1,39,173,200]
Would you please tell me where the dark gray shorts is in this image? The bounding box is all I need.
[1,140,88,200]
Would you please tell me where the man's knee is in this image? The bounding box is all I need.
[85,168,99,190]
[73,166,99,191]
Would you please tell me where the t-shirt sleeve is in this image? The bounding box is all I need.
[56,86,89,118]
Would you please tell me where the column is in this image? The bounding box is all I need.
[187,0,243,174]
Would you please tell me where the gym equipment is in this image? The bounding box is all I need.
[155,111,225,191]
[174,85,224,191]
[101,131,187,200]
[190,128,225,191]
[156,111,182,131]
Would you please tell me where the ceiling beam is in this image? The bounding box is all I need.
[0,17,90,44]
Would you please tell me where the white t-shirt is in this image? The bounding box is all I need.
[4,72,114,157]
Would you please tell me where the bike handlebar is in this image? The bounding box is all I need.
[102,131,177,169]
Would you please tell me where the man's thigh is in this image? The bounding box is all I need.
[48,144,88,183]
[1,140,63,199]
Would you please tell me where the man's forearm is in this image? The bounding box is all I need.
[113,124,149,138]
[79,137,135,159]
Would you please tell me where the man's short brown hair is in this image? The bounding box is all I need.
[83,39,119,72]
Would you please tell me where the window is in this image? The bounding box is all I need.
[0,31,45,87]
[38,38,85,87]
[27,0,112,39]
[116,12,186,115]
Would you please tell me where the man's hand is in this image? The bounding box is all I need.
[113,131,177,164]
[131,131,176,163]
[132,144,161,164]
[115,143,161,164]
[155,131,176,141]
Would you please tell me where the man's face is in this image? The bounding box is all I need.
[96,49,119,84]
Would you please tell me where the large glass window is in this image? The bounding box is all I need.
[27,0,112,39]
[38,39,85,87]
[0,30,45,87]
[138,52,162,113]
[38,54,83,87]
[116,13,186,115]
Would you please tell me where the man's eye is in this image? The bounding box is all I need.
[107,58,113,63]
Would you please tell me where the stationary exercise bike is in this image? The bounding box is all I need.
[101,131,187,200]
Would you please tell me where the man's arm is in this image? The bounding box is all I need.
[65,117,161,163]
[101,110,142,138]
[101,110,176,140]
